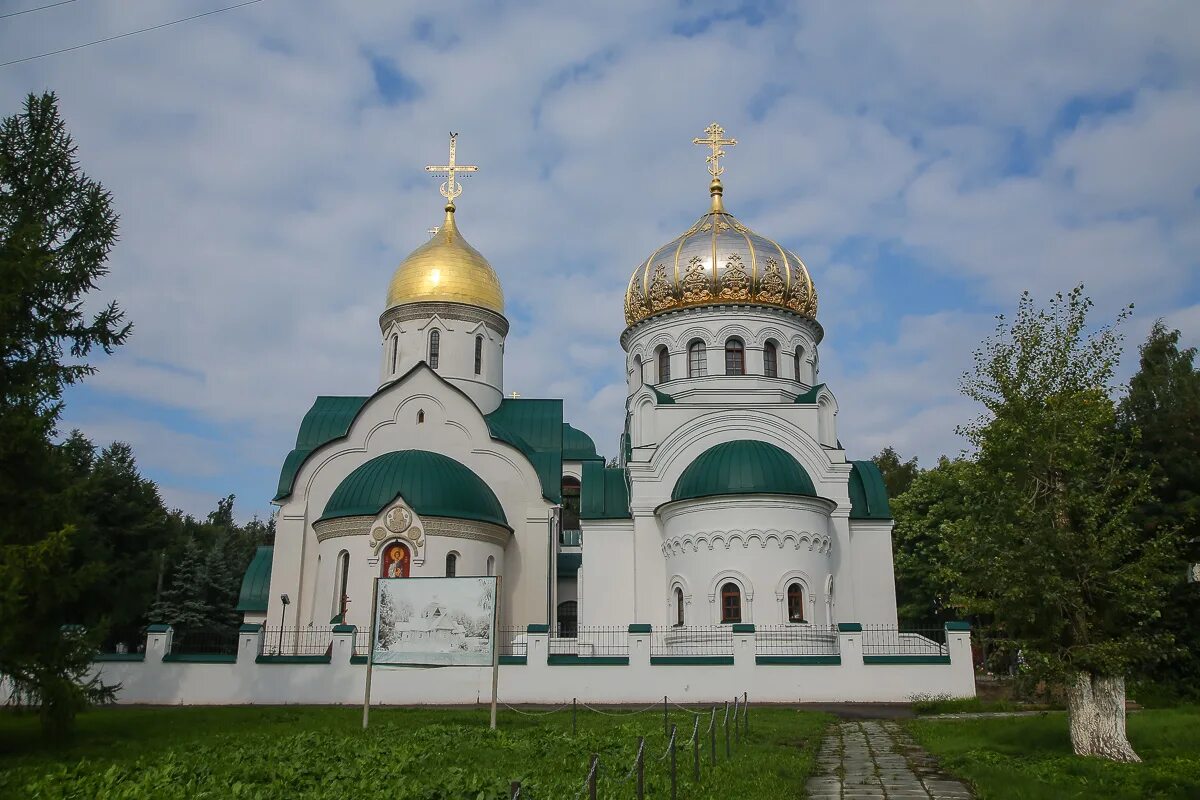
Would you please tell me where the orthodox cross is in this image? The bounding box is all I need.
[692,122,737,178]
[427,226,440,236]
[425,132,478,205]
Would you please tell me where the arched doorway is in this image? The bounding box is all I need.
[557,600,578,639]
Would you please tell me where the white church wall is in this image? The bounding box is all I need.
[658,496,836,626]
[578,519,636,626]
[270,366,552,633]
[848,520,900,626]
[59,626,976,707]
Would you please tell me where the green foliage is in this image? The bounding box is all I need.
[0,91,129,736]
[0,705,831,799]
[908,706,1200,798]
[942,287,1178,682]
[871,445,921,498]
[890,456,971,628]
[1118,320,1200,691]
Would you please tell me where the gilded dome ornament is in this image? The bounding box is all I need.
[623,122,818,327]
[385,134,505,315]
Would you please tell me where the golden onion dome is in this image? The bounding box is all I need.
[386,204,505,315]
[624,180,817,327]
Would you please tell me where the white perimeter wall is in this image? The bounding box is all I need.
[45,627,976,706]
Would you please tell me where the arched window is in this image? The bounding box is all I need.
[674,587,685,627]
[486,555,495,577]
[474,335,483,375]
[725,337,745,375]
[445,552,457,578]
[687,340,707,377]
[656,345,671,383]
[795,346,808,383]
[428,329,441,369]
[557,600,578,639]
[720,582,742,623]
[417,409,425,424]
[632,355,643,389]
[763,340,778,378]
[818,397,835,446]
[333,550,350,621]
[390,334,399,374]
[787,583,805,623]
[561,475,581,531]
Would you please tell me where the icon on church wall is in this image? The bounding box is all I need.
[380,542,410,578]
[371,576,497,666]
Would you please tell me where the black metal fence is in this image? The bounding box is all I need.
[500,628,528,658]
[650,626,734,657]
[169,629,239,656]
[260,626,335,657]
[550,626,629,657]
[860,625,947,656]
[355,627,373,658]
[754,625,840,656]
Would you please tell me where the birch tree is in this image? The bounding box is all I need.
[944,287,1178,761]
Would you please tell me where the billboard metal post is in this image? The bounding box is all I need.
[361,576,380,730]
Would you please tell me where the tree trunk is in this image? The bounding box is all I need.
[1066,672,1140,762]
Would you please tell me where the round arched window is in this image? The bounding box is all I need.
[724,338,745,375]
[720,582,741,623]
[787,582,805,623]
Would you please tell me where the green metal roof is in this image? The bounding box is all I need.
[320,450,509,528]
[557,551,582,577]
[672,440,818,502]
[848,461,892,519]
[274,396,369,501]
[793,383,827,404]
[580,460,631,519]
[235,546,273,613]
[484,399,563,502]
[562,423,603,462]
[647,384,676,404]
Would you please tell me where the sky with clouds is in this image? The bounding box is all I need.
[2,1,1198,521]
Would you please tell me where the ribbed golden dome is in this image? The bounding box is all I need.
[386,204,504,314]
[624,181,816,327]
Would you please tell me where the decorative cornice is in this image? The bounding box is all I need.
[662,528,834,558]
[380,301,509,338]
[621,304,823,350]
[314,516,371,542]
[423,516,511,547]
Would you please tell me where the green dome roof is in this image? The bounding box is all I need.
[672,440,817,502]
[320,450,508,528]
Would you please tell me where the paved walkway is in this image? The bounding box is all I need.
[806,720,973,799]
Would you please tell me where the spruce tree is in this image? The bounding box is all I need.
[0,92,130,735]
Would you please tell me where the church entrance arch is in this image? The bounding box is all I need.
[380,541,411,578]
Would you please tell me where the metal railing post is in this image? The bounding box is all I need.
[588,754,598,800]
[636,736,645,800]
[670,724,677,800]
[709,706,717,765]
[509,781,520,799]
[573,697,577,735]
[724,701,730,759]
[692,715,700,782]
[663,694,668,736]
[743,692,749,734]
[733,696,739,745]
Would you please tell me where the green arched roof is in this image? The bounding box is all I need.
[848,461,892,519]
[562,423,603,462]
[671,440,818,502]
[320,450,508,528]
[235,546,273,613]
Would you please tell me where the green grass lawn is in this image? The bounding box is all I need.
[907,706,1200,799]
[0,704,830,799]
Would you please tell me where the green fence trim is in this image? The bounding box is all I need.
[863,654,951,665]
[499,655,528,665]
[526,624,550,634]
[162,653,236,663]
[836,622,863,633]
[627,623,652,633]
[146,624,171,633]
[331,624,356,634]
[255,654,332,665]
[547,654,630,666]
[350,655,369,665]
[754,655,842,666]
[238,623,262,633]
[650,655,734,666]
[94,652,145,662]
[731,623,755,633]
[944,621,972,631]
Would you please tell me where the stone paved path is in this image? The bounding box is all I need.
[806,721,973,799]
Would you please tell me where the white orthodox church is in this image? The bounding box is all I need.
[237,126,901,638]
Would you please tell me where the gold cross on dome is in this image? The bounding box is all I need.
[425,132,478,205]
[427,226,440,236]
[693,122,737,178]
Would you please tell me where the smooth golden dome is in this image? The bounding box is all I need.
[624,181,817,327]
[386,205,505,314]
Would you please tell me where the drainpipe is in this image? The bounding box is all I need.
[548,505,561,630]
